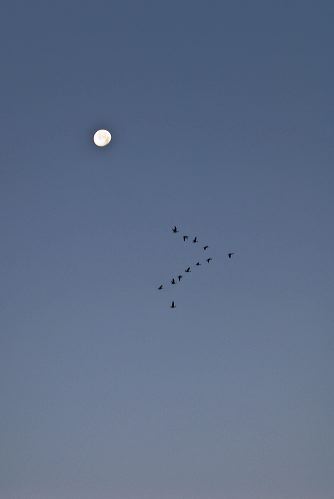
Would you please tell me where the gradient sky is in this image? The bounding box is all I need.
[1,2,333,499]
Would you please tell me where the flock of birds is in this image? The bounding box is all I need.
[158,226,235,308]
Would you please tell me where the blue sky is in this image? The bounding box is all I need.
[1,2,333,498]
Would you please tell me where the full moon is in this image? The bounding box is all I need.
[93,129,112,147]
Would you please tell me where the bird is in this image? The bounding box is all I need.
[183,235,189,241]
[192,237,198,243]
[171,278,176,284]
[206,257,212,263]
[172,226,178,233]
[170,301,176,309]
[196,262,201,266]
[185,267,191,273]
[203,245,209,250]
[228,252,235,259]
[178,275,183,281]
[158,285,163,290]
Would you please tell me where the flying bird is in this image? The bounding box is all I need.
[192,237,198,243]
[203,245,209,250]
[158,285,163,290]
[172,226,178,233]
[196,262,201,266]
[183,235,189,241]
[170,301,176,309]
[228,252,235,259]
[185,267,191,273]
[206,257,212,263]
[178,275,183,281]
[171,278,176,284]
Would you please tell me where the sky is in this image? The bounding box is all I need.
[0,1,333,498]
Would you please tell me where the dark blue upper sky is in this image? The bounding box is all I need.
[1,2,333,499]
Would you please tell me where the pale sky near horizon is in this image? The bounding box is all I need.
[1,2,333,499]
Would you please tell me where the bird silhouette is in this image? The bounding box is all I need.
[170,301,176,309]
[158,285,163,290]
[185,267,191,273]
[196,262,201,266]
[228,252,235,259]
[183,235,189,241]
[206,257,212,263]
[171,278,176,284]
[172,226,178,233]
[178,275,183,281]
[192,237,198,243]
[203,245,209,250]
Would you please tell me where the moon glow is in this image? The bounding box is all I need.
[93,129,112,147]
